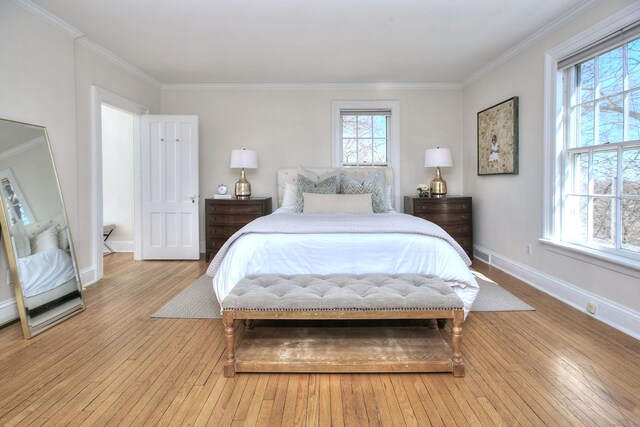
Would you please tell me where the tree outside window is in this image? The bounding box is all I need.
[564,36,640,254]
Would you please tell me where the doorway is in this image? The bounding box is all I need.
[91,86,149,283]
[101,104,134,256]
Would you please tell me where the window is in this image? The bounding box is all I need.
[549,23,640,263]
[339,110,390,166]
[0,169,34,225]
[332,101,400,208]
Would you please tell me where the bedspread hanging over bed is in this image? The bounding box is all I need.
[207,210,479,316]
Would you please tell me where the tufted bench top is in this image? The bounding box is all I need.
[221,274,464,311]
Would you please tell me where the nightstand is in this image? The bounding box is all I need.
[205,197,272,262]
[404,196,473,260]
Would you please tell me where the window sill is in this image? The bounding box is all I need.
[538,238,640,279]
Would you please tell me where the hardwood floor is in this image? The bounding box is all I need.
[1,253,639,426]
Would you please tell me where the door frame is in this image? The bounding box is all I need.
[91,86,149,283]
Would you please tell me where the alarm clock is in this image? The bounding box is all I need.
[217,184,228,195]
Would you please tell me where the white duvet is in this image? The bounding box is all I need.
[17,248,76,298]
[209,209,479,316]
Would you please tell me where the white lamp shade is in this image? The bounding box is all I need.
[230,149,258,169]
[424,148,453,168]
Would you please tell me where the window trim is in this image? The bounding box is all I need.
[332,100,401,210]
[543,6,640,271]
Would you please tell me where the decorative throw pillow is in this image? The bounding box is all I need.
[297,165,340,185]
[340,170,390,213]
[11,221,31,258]
[31,226,59,253]
[302,193,373,214]
[295,174,338,213]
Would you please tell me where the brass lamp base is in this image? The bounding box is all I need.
[235,169,251,199]
[429,166,447,198]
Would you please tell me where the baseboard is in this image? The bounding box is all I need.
[473,244,640,340]
[80,267,98,288]
[0,298,19,327]
[103,240,134,253]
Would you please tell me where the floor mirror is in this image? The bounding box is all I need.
[0,118,84,338]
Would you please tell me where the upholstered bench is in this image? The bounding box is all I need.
[221,274,465,377]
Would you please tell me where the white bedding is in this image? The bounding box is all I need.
[210,208,479,316]
[17,248,76,298]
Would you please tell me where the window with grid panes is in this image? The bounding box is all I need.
[339,110,390,166]
[560,32,640,257]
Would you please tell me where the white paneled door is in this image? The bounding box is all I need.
[141,116,199,259]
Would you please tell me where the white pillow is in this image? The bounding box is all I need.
[11,221,31,258]
[57,226,69,250]
[302,193,373,214]
[281,182,297,209]
[31,226,59,253]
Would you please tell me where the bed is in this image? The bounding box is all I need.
[206,167,479,317]
[15,216,80,318]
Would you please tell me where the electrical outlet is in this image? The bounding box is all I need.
[526,244,533,255]
[586,302,597,314]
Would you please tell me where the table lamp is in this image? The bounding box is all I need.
[230,148,258,199]
[424,147,453,198]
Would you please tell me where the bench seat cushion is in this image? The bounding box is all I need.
[222,274,464,311]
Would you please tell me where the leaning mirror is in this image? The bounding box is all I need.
[0,118,84,338]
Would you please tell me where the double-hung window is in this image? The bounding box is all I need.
[331,100,400,208]
[553,25,640,262]
[339,109,390,166]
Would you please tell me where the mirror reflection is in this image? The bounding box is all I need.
[0,118,84,338]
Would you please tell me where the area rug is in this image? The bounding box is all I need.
[152,271,534,319]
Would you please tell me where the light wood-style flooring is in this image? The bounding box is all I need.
[1,253,639,426]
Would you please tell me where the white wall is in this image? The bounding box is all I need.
[74,43,160,277]
[0,142,62,222]
[161,87,464,242]
[0,1,77,319]
[462,1,640,327]
[101,105,134,250]
[0,1,161,324]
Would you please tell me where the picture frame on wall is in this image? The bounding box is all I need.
[477,96,519,175]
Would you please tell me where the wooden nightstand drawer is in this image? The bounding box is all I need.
[206,225,239,239]
[211,214,261,226]
[438,223,472,236]
[417,212,471,224]
[404,196,473,261]
[205,197,272,262]
[412,200,471,213]
[207,203,265,215]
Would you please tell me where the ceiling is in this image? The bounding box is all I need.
[31,0,590,85]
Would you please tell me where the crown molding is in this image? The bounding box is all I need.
[0,136,45,161]
[76,38,161,87]
[11,0,160,87]
[161,82,462,91]
[462,0,604,87]
[10,0,82,38]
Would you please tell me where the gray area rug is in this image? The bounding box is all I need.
[152,271,534,319]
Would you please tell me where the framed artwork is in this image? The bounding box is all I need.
[477,96,519,175]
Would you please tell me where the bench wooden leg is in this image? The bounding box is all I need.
[436,319,447,329]
[244,319,254,331]
[451,311,465,377]
[222,312,236,377]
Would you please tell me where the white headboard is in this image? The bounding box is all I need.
[276,167,394,208]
